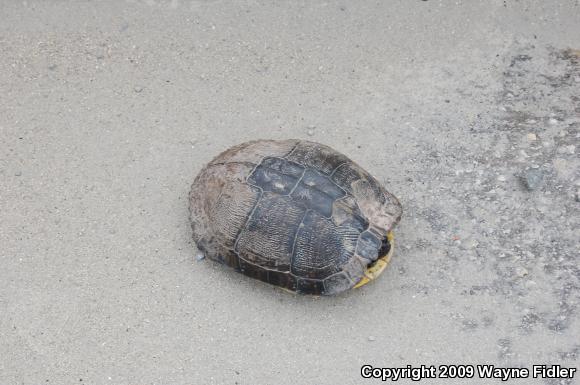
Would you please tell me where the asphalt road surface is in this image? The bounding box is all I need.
[1,1,579,384]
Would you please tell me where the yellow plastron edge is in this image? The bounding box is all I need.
[354,231,395,289]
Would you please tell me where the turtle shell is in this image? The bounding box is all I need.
[189,139,402,295]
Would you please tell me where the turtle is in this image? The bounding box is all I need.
[189,139,402,295]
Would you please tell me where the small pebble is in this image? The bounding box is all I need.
[306,125,316,136]
[548,118,558,125]
[15,171,22,176]
[574,76,580,83]
[525,280,537,289]
[515,266,529,278]
[466,239,479,249]
[134,86,144,93]
[558,145,575,154]
[526,133,537,141]
[552,158,574,179]
[368,336,376,342]
[497,175,507,182]
[522,169,543,191]
[196,253,205,261]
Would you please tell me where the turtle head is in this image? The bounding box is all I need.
[354,231,395,288]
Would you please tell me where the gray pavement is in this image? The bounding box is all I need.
[1,1,579,384]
